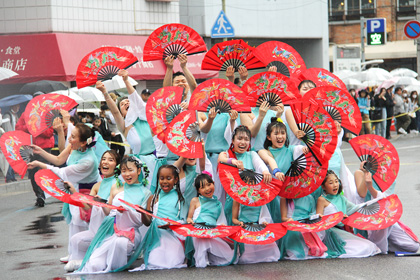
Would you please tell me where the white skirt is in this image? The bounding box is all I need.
[238,242,280,264]
[368,223,420,253]
[193,237,235,267]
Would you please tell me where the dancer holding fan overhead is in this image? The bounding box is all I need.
[27,123,101,263]
[96,70,156,188]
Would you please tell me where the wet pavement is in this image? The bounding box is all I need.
[1,133,420,280]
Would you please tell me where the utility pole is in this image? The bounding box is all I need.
[222,0,227,42]
[417,0,420,79]
[360,16,365,70]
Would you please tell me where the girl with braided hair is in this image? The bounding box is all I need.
[130,164,188,271]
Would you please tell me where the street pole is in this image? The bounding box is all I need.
[417,1,420,79]
[360,16,365,70]
[222,0,227,42]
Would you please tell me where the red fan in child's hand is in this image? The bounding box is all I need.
[146,86,184,142]
[143,23,207,61]
[349,134,399,192]
[229,223,287,245]
[169,223,241,238]
[0,131,33,179]
[343,195,403,231]
[189,79,251,113]
[201,39,265,71]
[165,110,203,158]
[291,100,338,165]
[281,152,328,199]
[76,46,138,88]
[254,41,306,79]
[34,169,84,207]
[23,93,78,137]
[118,198,181,225]
[219,162,282,207]
[306,86,362,135]
[242,71,300,108]
[284,212,344,232]
[71,193,125,211]
[298,68,347,90]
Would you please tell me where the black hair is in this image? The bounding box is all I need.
[101,104,109,111]
[151,164,184,210]
[263,117,289,149]
[395,87,402,93]
[231,125,251,141]
[321,170,343,195]
[194,173,214,197]
[359,89,368,97]
[298,80,316,91]
[234,77,241,86]
[118,156,150,186]
[117,96,128,113]
[101,150,121,167]
[173,71,185,79]
[75,123,95,143]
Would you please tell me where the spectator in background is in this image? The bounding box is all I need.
[349,88,358,104]
[101,104,125,158]
[15,114,54,207]
[385,86,395,139]
[407,91,419,134]
[393,87,410,135]
[357,90,371,135]
[373,88,387,138]
[1,104,20,183]
[140,88,151,103]
[92,116,112,141]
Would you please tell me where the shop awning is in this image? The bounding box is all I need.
[0,33,217,84]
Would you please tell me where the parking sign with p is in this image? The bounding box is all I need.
[367,18,386,45]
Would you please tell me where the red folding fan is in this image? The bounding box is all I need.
[284,212,344,233]
[23,93,78,137]
[343,195,403,231]
[254,41,306,79]
[298,68,347,90]
[165,110,203,158]
[143,23,207,61]
[119,198,181,225]
[189,79,251,113]
[280,152,328,199]
[306,86,362,135]
[201,39,265,71]
[76,46,138,89]
[229,223,287,245]
[242,71,300,107]
[146,86,184,142]
[71,192,125,211]
[169,223,241,238]
[34,169,84,207]
[349,134,399,192]
[290,100,338,165]
[219,162,282,207]
[0,131,33,179]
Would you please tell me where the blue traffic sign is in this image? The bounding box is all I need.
[211,10,234,38]
[366,18,386,45]
[404,20,420,39]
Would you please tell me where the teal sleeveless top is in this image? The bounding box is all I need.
[251,107,276,152]
[205,113,230,153]
[195,195,222,225]
[239,205,261,223]
[133,118,155,155]
[67,148,99,183]
[97,176,116,200]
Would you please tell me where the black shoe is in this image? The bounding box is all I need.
[35,197,45,207]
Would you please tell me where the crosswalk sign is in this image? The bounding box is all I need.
[211,10,234,38]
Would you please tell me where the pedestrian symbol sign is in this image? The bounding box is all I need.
[211,10,234,38]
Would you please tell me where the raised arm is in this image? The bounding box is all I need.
[96,82,125,135]
[178,54,197,92]
[163,55,175,87]
[199,108,216,133]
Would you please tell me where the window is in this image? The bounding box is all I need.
[329,0,376,21]
[397,0,416,16]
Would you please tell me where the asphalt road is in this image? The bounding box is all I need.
[0,133,419,280]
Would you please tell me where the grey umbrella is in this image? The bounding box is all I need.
[19,80,67,94]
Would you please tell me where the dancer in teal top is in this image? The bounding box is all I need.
[184,173,234,267]
[316,170,381,259]
[65,150,121,272]
[218,125,272,225]
[131,165,187,271]
[76,156,152,274]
